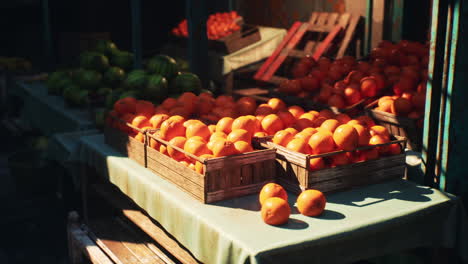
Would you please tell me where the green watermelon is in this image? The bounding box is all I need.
[46,71,72,95]
[80,52,110,72]
[173,72,202,94]
[63,85,89,107]
[104,66,126,86]
[94,40,119,56]
[143,74,168,101]
[111,51,134,70]
[75,70,102,90]
[119,90,139,100]
[175,57,190,72]
[124,70,147,89]
[146,55,178,79]
[96,87,113,97]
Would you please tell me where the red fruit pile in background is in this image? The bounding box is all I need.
[172,11,241,40]
[278,40,429,110]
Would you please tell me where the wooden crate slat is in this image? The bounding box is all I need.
[337,14,361,58]
[312,25,343,61]
[316,12,330,26]
[309,12,320,24]
[262,23,311,81]
[337,13,352,27]
[254,21,302,80]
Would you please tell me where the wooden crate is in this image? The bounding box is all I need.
[254,12,361,84]
[146,132,277,203]
[261,137,407,194]
[103,115,146,167]
[366,100,422,151]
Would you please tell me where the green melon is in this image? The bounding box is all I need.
[105,90,122,110]
[94,40,119,56]
[111,51,134,70]
[46,71,72,95]
[146,55,178,79]
[63,85,89,107]
[124,70,147,89]
[104,66,126,86]
[143,74,168,101]
[173,72,202,94]
[75,70,102,90]
[80,52,110,72]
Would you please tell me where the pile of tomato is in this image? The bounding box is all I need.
[172,11,242,40]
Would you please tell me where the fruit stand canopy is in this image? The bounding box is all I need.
[79,134,468,264]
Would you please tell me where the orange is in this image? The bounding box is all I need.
[135,100,155,117]
[255,103,275,116]
[284,127,299,135]
[299,112,316,121]
[333,124,359,151]
[134,132,145,143]
[335,113,351,124]
[391,97,412,115]
[236,97,257,116]
[207,137,225,151]
[159,144,168,155]
[161,97,177,110]
[261,197,290,225]
[294,129,317,142]
[411,92,426,110]
[149,131,161,150]
[114,97,137,115]
[347,119,362,126]
[186,122,211,141]
[212,140,239,157]
[309,157,325,171]
[215,95,234,106]
[216,117,234,134]
[369,125,390,140]
[363,148,379,160]
[296,189,326,217]
[186,136,206,143]
[261,114,285,135]
[312,116,327,128]
[308,110,320,119]
[184,138,212,157]
[288,105,305,119]
[388,143,402,155]
[234,141,254,153]
[259,183,288,205]
[327,94,346,109]
[195,154,213,174]
[188,163,196,171]
[254,131,268,138]
[267,98,286,112]
[352,124,371,146]
[318,109,335,119]
[208,124,216,134]
[167,136,187,161]
[330,152,350,167]
[379,99,394,113]
[277,111,296,128]
[286,138,310,154]
[308,131,336,154]
[160,115,186,141]
[355,116,376,128]
[210,132,227,141]
[272,130,294,147]
[183,119,203,128]
[131,115,151,130]
[149,114,169,129]
[227,129,251,143]
[179,160,190,167]
[232,116,256,135]
[320,119,341,133]
[369,135,390,153]
[293,118,314,131]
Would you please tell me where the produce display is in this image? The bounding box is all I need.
[277,40,429,111]
[172,11,242,40]
[368,40,428,126]
[0,57,32,73]
[259,183,326,225]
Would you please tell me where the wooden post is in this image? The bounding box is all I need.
[365,0,373,54]
[186,0,209,86]
[421,0,450,188]
[131,0,142,69]
[41,0,53,70]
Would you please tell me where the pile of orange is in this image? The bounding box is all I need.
[259,183,326,226]
[278,40,429,111]
[271,109,401,170]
